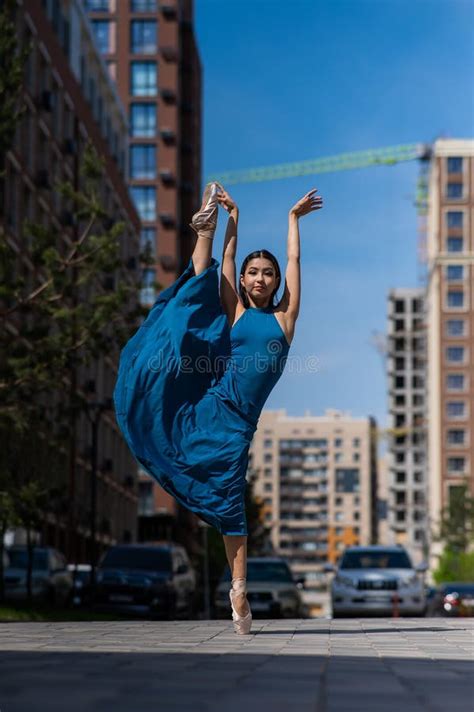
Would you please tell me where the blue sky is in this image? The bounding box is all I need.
[194,0,474,428]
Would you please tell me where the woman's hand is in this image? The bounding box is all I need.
[216,184,238,214]
[289,188,323,218]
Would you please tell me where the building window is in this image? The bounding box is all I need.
[264,468,272,477]
[86,0,112,10]
[140,227,156,257]
[446,211,463,228]
[447,457,465,473]
[131,61,157,96]
[446,291,464,308]
[394,300,405,314]
[91,20,115,54]
[264,439,273,448]
[447,157,463,173]
[352,438,360,448]
[130,103,156,137]
[446,346,464,363]
[396,511,405,522]
[106,60,116,80]
[131,186,156,221]
[447,429,465,445]
[447,237,463,253]
[446,319,465,337]
[446,401,465,419]
[335,468,359,493]
[446,183,463,199]
[131,0,157,10]
[334,438,343,448]
[446,374,465,391]
[140,267,156,304]
[264,454,272,463]
[446,265,464,281]
[131,20,157,54]
[130,144,156,179]
[395,471,406,483]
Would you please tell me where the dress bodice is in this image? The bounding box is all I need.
[212,305,290,427]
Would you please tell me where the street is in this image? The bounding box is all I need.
[0,617,472,711]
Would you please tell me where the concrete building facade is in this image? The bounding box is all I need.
[250,409,378,591]
[2,0,142,560]
[426,139,474,564]
[386,288,429,564]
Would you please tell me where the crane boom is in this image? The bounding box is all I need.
[207,142,432,186]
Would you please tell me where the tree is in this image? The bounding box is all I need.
[436,480,474,554]
[432,480,474,584]
[0,0,152,575]
[0,0,28,172]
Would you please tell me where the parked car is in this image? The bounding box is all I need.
[67,563,93,607]
[4,546,73,606]
[426,582,474,617]
[214,557,305,618]
[325,545,427,618]
[93,543,196,619]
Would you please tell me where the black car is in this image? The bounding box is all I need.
[427,582,474,617]
[93,543,196,619]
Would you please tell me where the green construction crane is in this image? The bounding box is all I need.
[207,142,432,187]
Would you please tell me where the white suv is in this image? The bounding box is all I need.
[325,545,427,618]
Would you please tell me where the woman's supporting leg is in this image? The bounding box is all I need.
[223,534,249,616]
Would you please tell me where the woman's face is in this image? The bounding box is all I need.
[240,257,278,305]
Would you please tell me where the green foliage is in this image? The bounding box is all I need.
[1,143,144,431]
[434,480,474,554]
[0,0,29,171]
[432,549,474,584]
[245,468,272,556]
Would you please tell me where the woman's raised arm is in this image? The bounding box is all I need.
[218,186,241,324]
[278,189,323,322]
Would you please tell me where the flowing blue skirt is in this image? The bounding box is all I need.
[113,258,252,535]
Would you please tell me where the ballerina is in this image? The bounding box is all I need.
[113,182,323,634]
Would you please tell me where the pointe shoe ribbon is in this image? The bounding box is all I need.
[229,577,252,635]
[189,182,220,239]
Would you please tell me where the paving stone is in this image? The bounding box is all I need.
[0,617,472,711]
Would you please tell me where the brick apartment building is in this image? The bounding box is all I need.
[2,0,142,560]
[425,139,474,568]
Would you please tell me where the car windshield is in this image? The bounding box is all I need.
[339,551,412,570]
[100,548,171,572]
[221,561,293,583]
[7,549,48,570]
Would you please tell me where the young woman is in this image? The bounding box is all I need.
[113,182,322,634]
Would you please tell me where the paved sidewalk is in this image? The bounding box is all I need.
[0,617,472,711]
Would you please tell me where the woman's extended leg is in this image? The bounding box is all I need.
[191,183,219,276]
[223,534,249,616]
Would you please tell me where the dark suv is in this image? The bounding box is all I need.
[93,543,196,619]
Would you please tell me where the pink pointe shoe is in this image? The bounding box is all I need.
[189,182,221,239]
[229,577,252,635]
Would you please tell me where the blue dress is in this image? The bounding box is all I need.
[113,257,290,535]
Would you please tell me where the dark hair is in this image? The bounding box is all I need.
[239,250,281,309]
